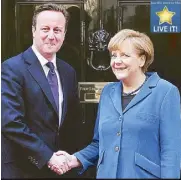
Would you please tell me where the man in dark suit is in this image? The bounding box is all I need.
[1,3,82,178]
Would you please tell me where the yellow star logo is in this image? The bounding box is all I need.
[156,6,176,25]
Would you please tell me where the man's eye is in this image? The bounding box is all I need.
[42,28,49,32]
[54,29,61,33]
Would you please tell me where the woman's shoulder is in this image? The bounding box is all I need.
[148,72,175,89]
[157,78,180,99]
[103,82,120,91]
[158,78,177,90]
[147,72,180,96]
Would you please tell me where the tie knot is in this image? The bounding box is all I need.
[46,62,55,73]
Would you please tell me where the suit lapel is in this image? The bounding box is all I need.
[109,82,123,116]
[123,84,152,114]
[123,72,160,114]
[56,59,68,124]
[23,48,58,115]
[109,73,160,115]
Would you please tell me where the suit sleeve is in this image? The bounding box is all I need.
[160,85,181,178]
[1,62,53,169]
[73,87,105,174]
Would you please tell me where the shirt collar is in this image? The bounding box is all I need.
[32,45,57,69]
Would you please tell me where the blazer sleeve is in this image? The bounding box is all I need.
[160,85,181,178]
[1,62,53,169]
[73,87,105,174]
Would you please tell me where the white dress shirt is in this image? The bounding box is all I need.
[32,45,63,126]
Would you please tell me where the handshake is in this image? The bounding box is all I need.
[47,151,81,175]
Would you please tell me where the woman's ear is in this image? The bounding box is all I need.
[139,55,146,68]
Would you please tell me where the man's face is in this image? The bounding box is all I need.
[32,10,66,60]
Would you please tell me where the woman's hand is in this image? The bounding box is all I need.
[55,150,82,169]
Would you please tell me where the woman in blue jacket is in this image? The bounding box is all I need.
[54,29,181,178]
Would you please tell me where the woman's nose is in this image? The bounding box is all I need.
[114,57,123,63]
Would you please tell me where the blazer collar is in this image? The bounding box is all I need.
[110,72,160,115]
[123,72,160,113]
[110,82,123,115]
[23,47,58,115]
[56,60,68,124]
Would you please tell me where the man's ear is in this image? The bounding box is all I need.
[63,29,67,39]
[32,26,35,38]
[62,30,66,40]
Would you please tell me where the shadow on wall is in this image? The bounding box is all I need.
[58,6,91,81]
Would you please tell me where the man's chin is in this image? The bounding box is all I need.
[41,51,55,59]
[43,50,56,55]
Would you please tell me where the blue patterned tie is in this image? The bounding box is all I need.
[46,62,59,111]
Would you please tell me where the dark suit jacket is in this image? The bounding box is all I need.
[1,47,82,178]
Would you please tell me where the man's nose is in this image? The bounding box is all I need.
[47,30,55,39]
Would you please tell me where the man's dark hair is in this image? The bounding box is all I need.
[32,3,69,30]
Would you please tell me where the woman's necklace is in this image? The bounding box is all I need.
[122,76,148,97]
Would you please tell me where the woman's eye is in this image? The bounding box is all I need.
[111,54,117,58]
[121,53,130,57]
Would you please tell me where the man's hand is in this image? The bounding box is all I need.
[55,151,82,169]
[47,152,71,175]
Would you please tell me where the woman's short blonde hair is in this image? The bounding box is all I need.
[108,29,154,72]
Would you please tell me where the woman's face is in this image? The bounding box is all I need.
[110,39,145,81]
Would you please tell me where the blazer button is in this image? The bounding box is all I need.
[119,116,123,121]
[115,146,119,152]
[117,132,121,136]
[57,131,59,136]
[28,156,31,160]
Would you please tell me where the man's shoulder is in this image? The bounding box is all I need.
[2,52,24,67]
[57,58,75,73]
